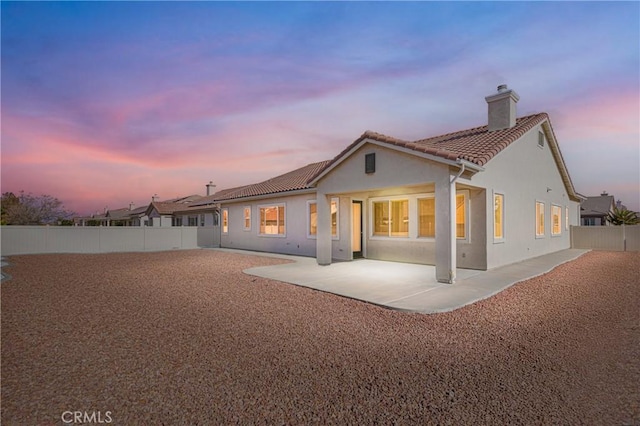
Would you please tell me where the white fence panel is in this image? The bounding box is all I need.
[625,225,640,251]
[47,227,102,253]
[0,226,204,256]
[197,226,220,248]
[99,228,146,252]
[570,225,639,251]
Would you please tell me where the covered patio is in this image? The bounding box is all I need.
[240,248,589,313]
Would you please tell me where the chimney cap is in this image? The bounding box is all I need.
[497,84,508,92]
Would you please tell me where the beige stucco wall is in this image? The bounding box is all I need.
[316,143,486,268]
[464,121,580,269]
[220,192,318,257]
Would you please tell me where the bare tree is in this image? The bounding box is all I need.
[1,192,76,225]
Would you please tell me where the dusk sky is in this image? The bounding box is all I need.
[2,1,639,215]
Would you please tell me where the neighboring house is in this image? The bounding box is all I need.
[126,205,149,227]
[212,85,582,283]
[580,192,615,226]
[171,182,224,227]
[144,195,203,227]
[105,207,132,226]
[74,204,148,226]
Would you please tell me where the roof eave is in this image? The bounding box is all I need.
[308,137,476,186]
[540,120,581,202]
[217,187,317,204]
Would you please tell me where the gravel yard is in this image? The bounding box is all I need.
[1,250,638,425]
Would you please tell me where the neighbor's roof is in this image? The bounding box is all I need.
[105,208,131,220]
[211,161,330,202]
[145,196,203,216]
[580,195,615,216]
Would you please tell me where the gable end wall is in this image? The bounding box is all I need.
[468,123,579,268]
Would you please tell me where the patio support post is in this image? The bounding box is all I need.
[435,172,457,283]
[316,192,332,265]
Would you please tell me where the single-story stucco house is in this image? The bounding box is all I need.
[206,85,582,283]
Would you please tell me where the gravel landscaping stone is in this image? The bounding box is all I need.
[1,250,638,425]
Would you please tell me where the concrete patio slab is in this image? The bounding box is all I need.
[220,248,590,313]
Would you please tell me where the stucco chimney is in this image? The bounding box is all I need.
[129,202,135,211]
[206,181,216,196]
[485,84,520,131]
[152,194,159,202]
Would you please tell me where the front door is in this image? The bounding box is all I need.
[352,201,363,258]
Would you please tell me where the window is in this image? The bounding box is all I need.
[373,199,408,237]
[172,217,183,227]
[308,199,338,238]
[243,207,251,231]
[213,211,220,227]
[538,131,545,148]
[456,193,467,239]
[552,205,562,236]
[259,204,285,236]
[535,202,545,237]
[365,153,376,174]
[188,216,198,227]
[309,202,317,236]
[494,193,504,240]
[418,197,435,238]
[200,214,205,227]
[222,209,228,234]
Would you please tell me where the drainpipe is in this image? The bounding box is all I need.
[451,161,466,184]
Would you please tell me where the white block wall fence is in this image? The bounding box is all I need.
[570,225,640,252]
[0,226,220,256]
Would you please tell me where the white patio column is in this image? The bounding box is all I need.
[435,172,456,283]
[316,192,332,265]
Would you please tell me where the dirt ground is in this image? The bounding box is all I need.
[1,250,638,425]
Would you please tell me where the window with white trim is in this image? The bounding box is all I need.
[494,193,504,240]
[308,199,338,238]
[222,208,228,234]
[200,214,205,227]
[188,216,198,227]
[243,207,251,231]
[456,192,468,239]
[259,204,285,236]
[418,197,435,238]
[552,205,562,236]
[535,202,545,237]
[538,131,545,148]
[373,199,408,237]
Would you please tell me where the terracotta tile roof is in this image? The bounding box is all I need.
[213,161,330,202]
[315,113,548,182]
[187,186,251,207]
